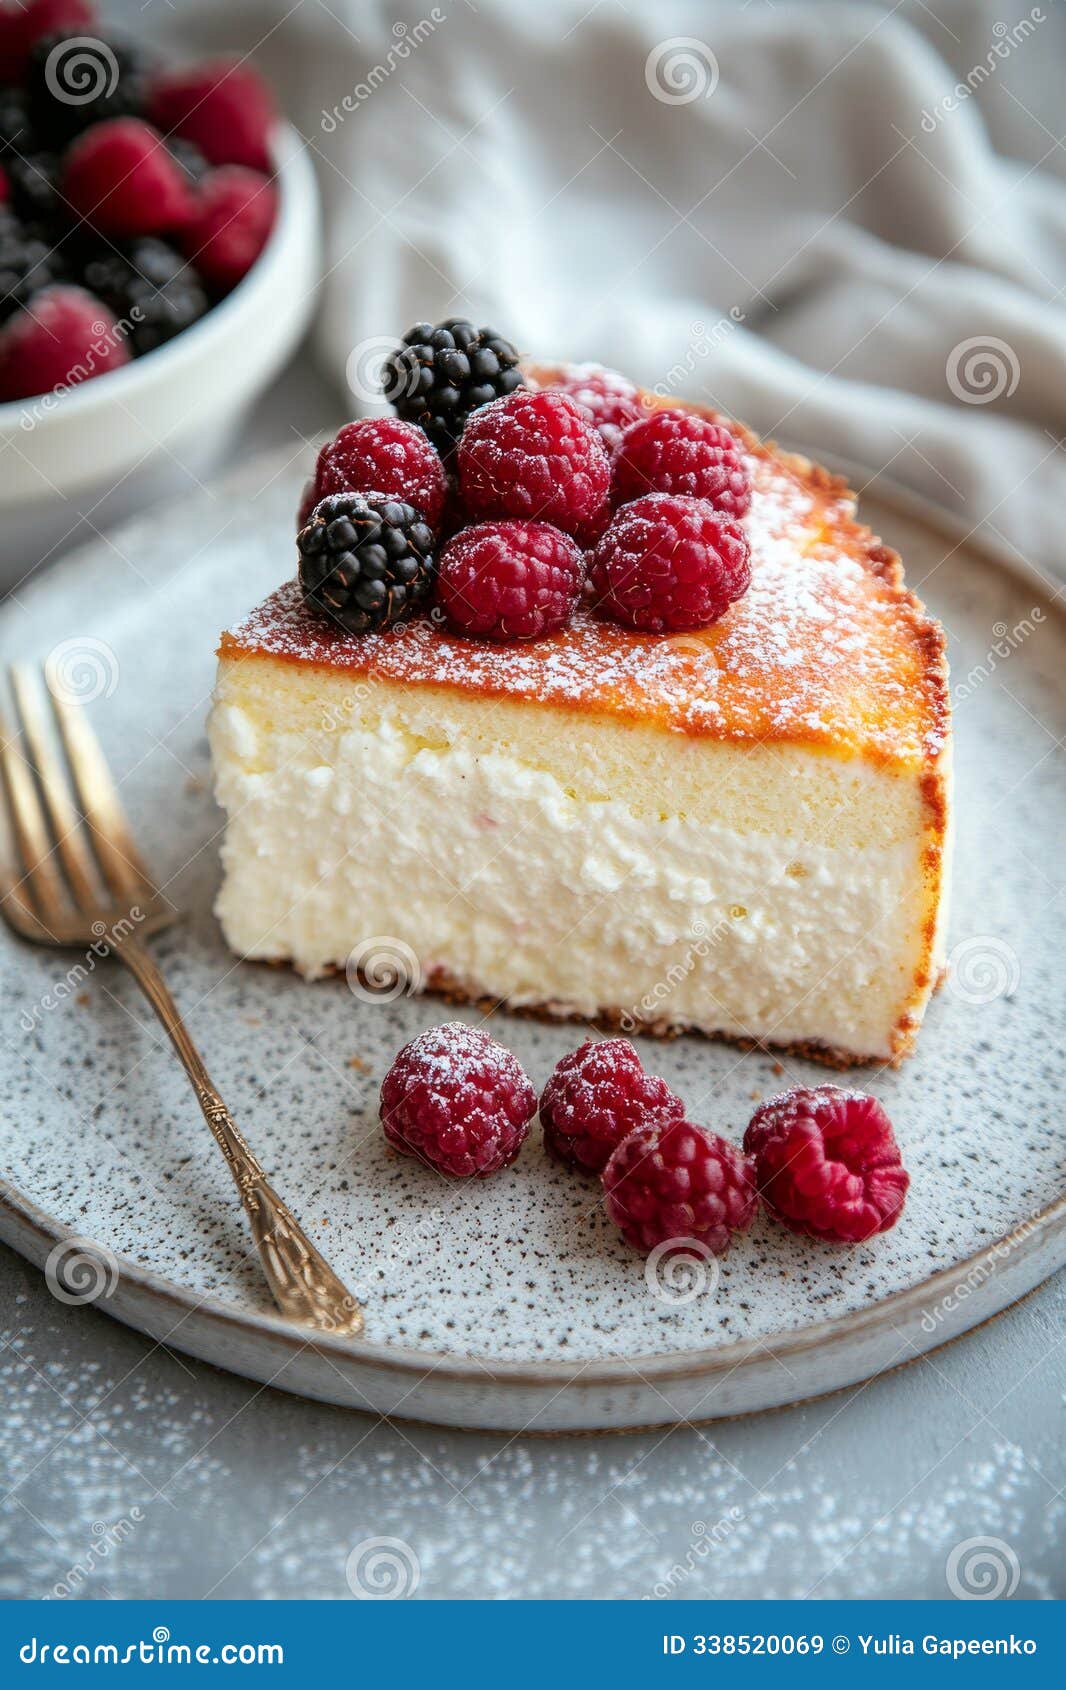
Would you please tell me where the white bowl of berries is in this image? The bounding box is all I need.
[0,3,320,586]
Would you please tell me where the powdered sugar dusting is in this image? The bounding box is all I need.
[225,449,946,765]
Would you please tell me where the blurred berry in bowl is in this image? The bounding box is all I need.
[0,1,319,577]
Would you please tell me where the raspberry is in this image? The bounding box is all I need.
[147,58,276,174]
[540,1039,684,1174]
[181,166,275,291]
[588,493,751,634]
[314,417,446,532]
[603,1116,757,1255]
[0,282,130,401]
[436,520,583,642]
[62,118,194,238]
[0,0,96,84]
[458,388,611,537]
[548,363,648,455]
[380,1022,536,1178]
[612,408,751,518]
[743,1086,909,1243]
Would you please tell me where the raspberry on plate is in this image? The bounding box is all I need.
[436,519,584,642]
[603,1116,757,1255]
[744,1085,909,1243]
[314,417,447,532]
[458,387,611,537]
[62,118,194,238]
[380,1022,537,1178]
[147,58,276,174]
[181,166,276,292]
[0,282,130,401]
[588,493,751,634]
[612,408,752,518]
[547,363,648,455]
[540,1038,684,1174]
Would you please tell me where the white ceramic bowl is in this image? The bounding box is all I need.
[0,124,320,592]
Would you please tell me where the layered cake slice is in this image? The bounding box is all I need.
[209,347,951,1066]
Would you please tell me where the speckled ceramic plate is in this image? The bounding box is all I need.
[1,452,1063,1431]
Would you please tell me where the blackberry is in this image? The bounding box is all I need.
[0,87,33,157]
[383,317,524,454]
[298,492,435,635]
[7,152,63,227]
[80,238,208,356]
[0,209,66,322]
[26,33,149,145]
[167,137,209,186]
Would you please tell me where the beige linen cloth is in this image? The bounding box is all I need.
[170,0,1066,583]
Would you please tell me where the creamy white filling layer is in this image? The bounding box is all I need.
[210,698,934,1059]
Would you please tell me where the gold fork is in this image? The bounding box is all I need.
[0,662,364,1339]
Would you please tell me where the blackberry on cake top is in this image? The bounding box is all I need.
[297,491,435,636]
[383,317,524,454]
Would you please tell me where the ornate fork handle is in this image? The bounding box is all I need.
[118,938,364,1337]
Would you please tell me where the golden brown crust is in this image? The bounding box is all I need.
[222,367,951,774]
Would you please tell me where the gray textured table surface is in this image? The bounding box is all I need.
[2,357,1064,1602]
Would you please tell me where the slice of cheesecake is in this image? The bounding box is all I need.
[209,382,951,1066]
